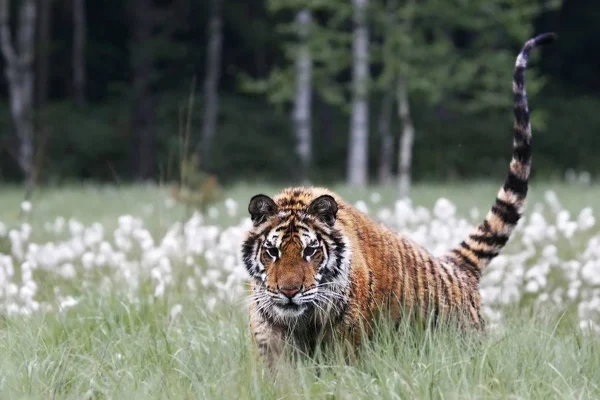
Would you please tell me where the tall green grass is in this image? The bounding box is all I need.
[0,294,598,399]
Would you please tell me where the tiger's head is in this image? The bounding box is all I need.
[241,191,351,323]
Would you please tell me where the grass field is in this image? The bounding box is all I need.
[0,181,599,399]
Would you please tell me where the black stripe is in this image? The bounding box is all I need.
[503,172,528,196]
[469,233,509,247]
[471,248,499,260]
[427,259,440,325]
[367,270,374,310]
[513,91,526,105]
[460,241,498,258]
[492,198,521,225]
[418,253,430,316]
[513,66,525,88]
[437,263,452,306]
[451,249,481,278]
[335,296,350,325]
[512,143,532,164]
[469,294,479,320]
[513,105,529,127]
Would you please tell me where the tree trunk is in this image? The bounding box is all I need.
[200,0,222,171]
[36,0,50,107]
[396,76,414,199]
[347,0,370,186]
[292,9,312,184]
[72,0,86,106]
[0,0,37,194]
[129,0,156,180]
[378,87,394,184]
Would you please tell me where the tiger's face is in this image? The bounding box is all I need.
[242,193,351,322]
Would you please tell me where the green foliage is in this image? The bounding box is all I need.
[371,0,562,113]
[0,0,597,185]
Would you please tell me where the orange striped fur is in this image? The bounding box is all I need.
[241,33,556,368]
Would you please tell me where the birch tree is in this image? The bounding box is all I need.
[347,0,370,187]
[377,88,393,184]
[0,0,37,191]
[396,76,414,198]
[240,0,337,183]
[292,9,312,183]
[72,0,86,106]
[200,0,223,170]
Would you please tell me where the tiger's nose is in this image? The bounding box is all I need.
[279,285,302,299]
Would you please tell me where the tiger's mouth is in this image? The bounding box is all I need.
[272,301,308,317]
[277,302,303,310]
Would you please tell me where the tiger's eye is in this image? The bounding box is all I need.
[303,246,318,258]
[265,247,279,258]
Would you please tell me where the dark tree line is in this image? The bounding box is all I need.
[0,0,597,187]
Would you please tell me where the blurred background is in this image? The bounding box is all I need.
[0,0,597,197]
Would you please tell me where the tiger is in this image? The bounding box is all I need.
[241,32,557,368]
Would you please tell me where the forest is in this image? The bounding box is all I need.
[0,0,598,190]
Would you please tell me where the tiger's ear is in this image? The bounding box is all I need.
[308,195,338,226]
[248,194,278,225]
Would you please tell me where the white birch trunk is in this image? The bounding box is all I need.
[293,9,312,184]
[378,88,394,184]
[200,0,222,169]
[72,0,86,106]
[396,76,414,199]
[347,0,369,186]
[0,0,36,192]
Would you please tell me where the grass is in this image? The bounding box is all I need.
[0,181,598,399]
[0,296,598,399]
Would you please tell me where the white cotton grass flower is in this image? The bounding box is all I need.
[370,192,381,204]
[208,207,220,219]
[579,171,592,185]
[355,200,369,214]
[433,198,456,221]
[164,197,176,209]
[58,296,79,311]
[577,207,595,231]
[20,201,32,213]
[544,190,562,213]
[224,198,238,217]
[170,304,183,320]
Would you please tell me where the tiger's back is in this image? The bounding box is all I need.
[241,33,557,367]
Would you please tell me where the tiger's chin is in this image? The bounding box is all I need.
[272,303,308,320]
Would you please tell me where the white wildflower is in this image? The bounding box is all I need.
[433,198,456,221]
[355,200,369,214]
[170,304,183,320]
[20,201,32,213]
[224,198,238,217]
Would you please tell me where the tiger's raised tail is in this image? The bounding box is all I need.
[444,32,557,278]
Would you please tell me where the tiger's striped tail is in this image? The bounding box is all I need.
[444,33,557,278]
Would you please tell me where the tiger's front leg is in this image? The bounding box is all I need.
[249,311,288,371]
